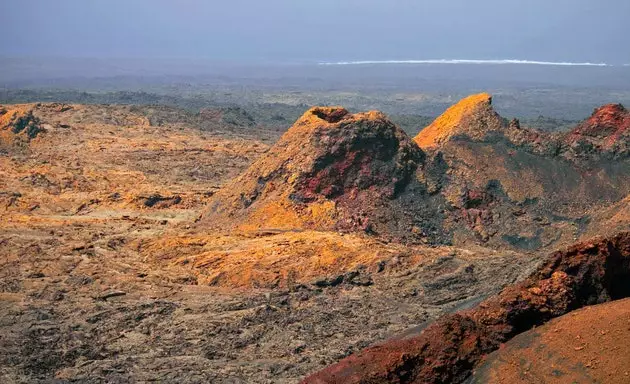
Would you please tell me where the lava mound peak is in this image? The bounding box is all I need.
[565,103,630,152]
[414,93,506,149]
[202,107,443,241]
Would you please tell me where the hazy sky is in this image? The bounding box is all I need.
[1,0,629,64]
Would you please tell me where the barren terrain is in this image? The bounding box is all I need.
[1,97,629,383]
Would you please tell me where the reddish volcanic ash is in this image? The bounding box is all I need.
[565,103,630,151]
[302,232,630,384]
[470,298,630,384]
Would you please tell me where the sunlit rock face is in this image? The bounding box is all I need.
[201,106,449,244]
[0,105,44,147]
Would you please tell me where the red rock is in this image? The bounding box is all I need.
[302,231,630,384]
[469,298,630,383]
[200,106,449,244]
[565,103,630,150]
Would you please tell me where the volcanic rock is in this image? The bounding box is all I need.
[0,106,43,147]
[139,194,182,209]
[303,231,630,384]
[563,103,630,157]
[411,94,630,251]
[414,93,547,153]
[414,93,504,149]
[470,298,630,383]
[202,106,447,243]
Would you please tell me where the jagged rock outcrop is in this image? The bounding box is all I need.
[414,93,501,149]
[0,105,43,147]
[411,94,630,251]
[563,103,630,158]
[202,107,447,243]
[414,93,546,153]
[303,231,630,384]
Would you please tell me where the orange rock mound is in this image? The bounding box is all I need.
[414,93,500,149]
[414,93,549,153]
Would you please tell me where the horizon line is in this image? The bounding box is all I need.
[318,59,612,67]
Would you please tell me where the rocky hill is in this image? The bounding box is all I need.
[201,106,447,244]
[413,94,630,250]
[201,95,630,253]
[563,103,630,159]
[303,231,630,384]
[2,99,630,384]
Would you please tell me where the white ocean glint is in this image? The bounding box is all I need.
[319,59,610,67]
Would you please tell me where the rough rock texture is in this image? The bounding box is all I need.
[199,97,630,252]
[202,106,447,244]
[563,103,630,158]
[0,105,43,147]
[1,104,546,384]
[303,231,630,384]
[2,101,630,384]
[414,93,501,149]
[469,298,630,384]
[411,94,630,252]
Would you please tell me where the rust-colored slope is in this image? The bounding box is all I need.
[303,232,630,384]
[564,103,630,155]
[470,298,630,384]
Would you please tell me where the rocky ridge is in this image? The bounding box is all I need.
[199,96,630,253]
[303,231,630,384]
[414,94,630,250]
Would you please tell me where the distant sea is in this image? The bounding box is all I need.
[1,57,628,92]
[319,59,612,67]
